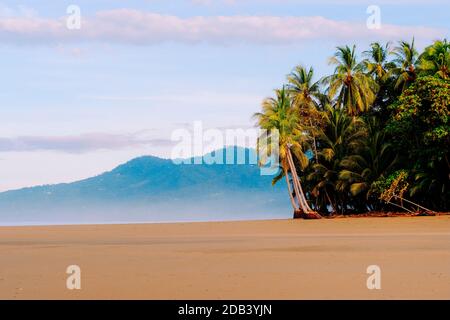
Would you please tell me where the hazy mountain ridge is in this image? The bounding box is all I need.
[0,147,290,225]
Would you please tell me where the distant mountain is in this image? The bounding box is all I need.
[0,147,290,225]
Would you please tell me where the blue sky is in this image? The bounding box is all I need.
[0,0,449,191]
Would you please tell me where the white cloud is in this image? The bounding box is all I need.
[0,8,446,46]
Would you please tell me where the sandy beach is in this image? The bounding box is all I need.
[0,216,449,300]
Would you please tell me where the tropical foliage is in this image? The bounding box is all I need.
[255,39,449,218]
[254,87,322,219]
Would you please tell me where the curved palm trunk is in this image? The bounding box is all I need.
[284,168,299,211]
[286,148,310,211]
[286,148,322,219]
[285,151,305,217]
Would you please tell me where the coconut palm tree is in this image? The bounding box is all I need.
[393,39,419,91]
[411,162,450,210]
[363,42,398,121]
[363,42,395,83]
[419,39,450,79]
[323,45,378,116]
[286,65,326,163]
[339,119,398,211]
[287,65,327,110]
[254,87,321,219]
[307,107,366,214]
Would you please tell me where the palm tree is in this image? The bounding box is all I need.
[363,42,395,83]
[286,65,326,163]
[323,45,378,116]
[339,119,398,211]
[419,39,450,79]
[307,107,366,214]
[363,42,398,121]
[411,163,450,210]
[287,65,327,110]
[254,87,321,219]
[393,39,419,91]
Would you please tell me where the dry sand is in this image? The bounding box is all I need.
[0,216,449,299]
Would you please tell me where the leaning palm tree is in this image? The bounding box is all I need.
[393,39,419,91]
[363,42,395,83]
[419,39,450,79]
[254,87,321,219]
[323,45,378,116]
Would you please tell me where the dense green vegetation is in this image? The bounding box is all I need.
[255,39,449,217]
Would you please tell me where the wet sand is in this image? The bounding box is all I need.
[0,216,449,299]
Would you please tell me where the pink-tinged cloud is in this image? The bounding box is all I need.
[0,9,446,45]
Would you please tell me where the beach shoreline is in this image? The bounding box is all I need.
[1,216,449,299]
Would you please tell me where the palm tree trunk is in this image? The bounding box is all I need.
[284,168,299,211]
[296,172,312,211]
[286,147,322,219]
[285,150,305,216]
[308,123,320,211]
[286,148,310,210]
